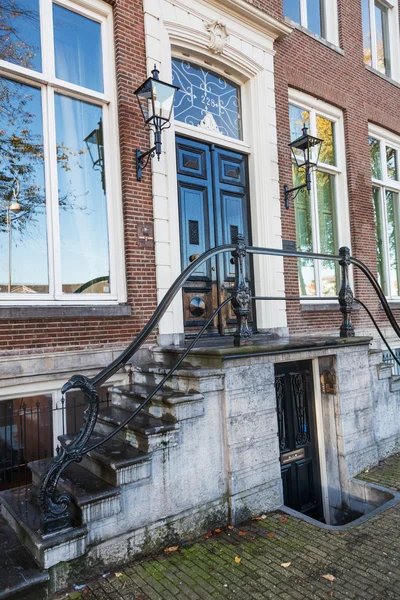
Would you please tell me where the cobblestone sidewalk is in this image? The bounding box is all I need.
[56,455,400,600]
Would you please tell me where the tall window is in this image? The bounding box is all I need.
[284,0,325,37]
[362,0,393,77]
[0,0,122,301]
[289,95,346,298]
[369,127,400,298]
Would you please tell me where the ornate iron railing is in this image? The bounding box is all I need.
[37,235,400,532]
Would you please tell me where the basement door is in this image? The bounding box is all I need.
[275,360,323,520]
[176,136,253,335]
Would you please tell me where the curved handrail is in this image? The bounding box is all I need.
[39,240,400,532]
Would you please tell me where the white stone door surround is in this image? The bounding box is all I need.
[142,0,292,343]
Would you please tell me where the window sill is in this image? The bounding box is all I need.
[0,304,132,320]
[301,302,361,312]
[365,65,400,88]
[284,18,344,55]
[384,301,400,310]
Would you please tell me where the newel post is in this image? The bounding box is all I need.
[338,246,355,338]
[231,233,252,347]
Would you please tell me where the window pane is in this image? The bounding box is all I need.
[55,94,110,294]
[386,146,398,181]
[294,168,315,296]
[283,0,301,22]
[0,0,41,71]
[306,0,323,37]
[316,115,336,166]
[386,190,400,296]
[375,1,390,77]
[317,171,337,296]
[289,104,310,142]
[362,0,372,66]
[53,4,103,92]
[0,78,48,293]
[369,137,382,179]
[372,187,387,292]
[172,59,242,140]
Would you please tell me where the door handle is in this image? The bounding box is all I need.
[189,253,200,263]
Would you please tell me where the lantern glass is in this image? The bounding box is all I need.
[134,69,179,127]
[84,120,104,169]
[290,126,322,170]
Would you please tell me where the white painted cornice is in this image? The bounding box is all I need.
[200,0,292,39]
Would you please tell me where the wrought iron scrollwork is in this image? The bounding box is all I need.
[274,375,287,451]
[338,246,355,338]
[231,233,252,346]
[38,374,99,533]
[291,373,310,446]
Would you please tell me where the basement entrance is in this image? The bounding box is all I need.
[275,360,323,520]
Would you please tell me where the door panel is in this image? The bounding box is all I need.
[176,136,253,335]
[275,361,323,520]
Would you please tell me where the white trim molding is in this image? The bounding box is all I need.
[143,0,292,340]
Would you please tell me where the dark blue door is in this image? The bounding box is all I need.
[176,136,252,334]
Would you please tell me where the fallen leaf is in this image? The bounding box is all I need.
[227,525,234,530]
[251,514,267,521]
[280,517,288,523]
[281,562,291,568]
[267,533,275,538]
[238,530,247,536]
[163,546,179,553]
[322,574,336,582]
[204,531,213,539]
[328,593,334,598]
[115,573,123,577]
[209,566,215,571]
[214,528,221,533]
[234,556,241,564]
[250,537,255,541]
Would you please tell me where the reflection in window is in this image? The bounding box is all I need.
[0,0,41,71]
[53,4,103,92]
[284,0,324,38]
[386,190,400,297]
[290,102,340,297]
[362,0,392,77]
[172,58,242,140]
[0,78,48,293]
[55,95,110,294]
[373,187,386,291]
[386,146,398,181]
[283,0,301,23]
[369,137,382,179]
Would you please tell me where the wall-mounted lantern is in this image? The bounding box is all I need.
[134,65,179,181]
[283,125,323,209]
[84,119,105,192]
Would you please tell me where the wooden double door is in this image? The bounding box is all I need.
[176,136,253,335]
[275,361,323,520]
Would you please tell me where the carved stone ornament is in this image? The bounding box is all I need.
[206,20,229,54]
[198,111,220,133]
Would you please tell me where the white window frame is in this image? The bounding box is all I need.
[285,0,339,47]
[0,0,126,306]
[369,123,400,300]
[363,0,400,81]
[289,89,351,302]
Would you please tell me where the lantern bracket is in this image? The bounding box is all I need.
[136,147,156,181]
[283,169,312,210]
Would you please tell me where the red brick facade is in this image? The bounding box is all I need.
[1,0,399,356]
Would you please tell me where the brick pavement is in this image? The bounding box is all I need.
[55,455,400,600]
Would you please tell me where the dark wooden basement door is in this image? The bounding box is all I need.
[275,360,323,520]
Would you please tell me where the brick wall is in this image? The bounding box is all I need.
[270,0,400,334]
[0,0,158,356]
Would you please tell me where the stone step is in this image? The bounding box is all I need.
[0,515,49,599]
[368,349,383,367]
[59,433,152,487]
[378,362,393,380]
[95,405,180,453]
[130,362,224,394]
[390,375,400,392]
[0,487,87,569]
[110,384,205,421]
[29,460,121,525]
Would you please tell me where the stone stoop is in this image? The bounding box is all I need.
[130,362,225,394]
[377,362,393,380]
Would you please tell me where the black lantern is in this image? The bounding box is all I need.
[84,119,105,192]
[134,65,179,181]
[284,125,323,209]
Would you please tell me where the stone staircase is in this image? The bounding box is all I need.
[0,347,224,596]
